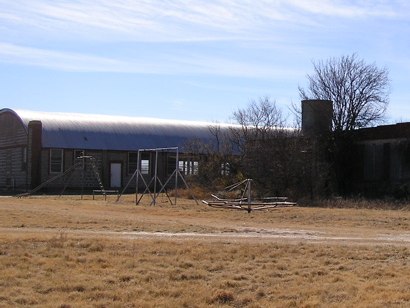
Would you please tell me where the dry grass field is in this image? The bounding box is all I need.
[0,194,409,307]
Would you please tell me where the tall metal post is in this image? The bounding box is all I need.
[81,156,85,200]
[136,150,141,205]
[153,150,159,205]
[247,179,252,213]
[175,148,179,205]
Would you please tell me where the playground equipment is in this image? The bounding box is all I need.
[16,155,106,199]
[117,147,198,205]
[202,179,296,212]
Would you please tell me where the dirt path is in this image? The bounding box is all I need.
[1,197,409,247]
[1,226,409,246]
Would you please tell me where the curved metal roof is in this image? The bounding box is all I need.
[1,108,237,151]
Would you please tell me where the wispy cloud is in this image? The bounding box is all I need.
[1,0,407,43]
[287,0,400,18]
[0,42,128,72]
[0,1,407,76]
[0,42,304,78]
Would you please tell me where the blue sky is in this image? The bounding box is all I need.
[0,0,409,124]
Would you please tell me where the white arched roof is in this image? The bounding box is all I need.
[1,108,236,151]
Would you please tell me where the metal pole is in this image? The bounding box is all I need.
[175,148,179,205]
[136,150,141,205]
[81,156,85,200]
[247,179,252,213]
[153,150,158,205]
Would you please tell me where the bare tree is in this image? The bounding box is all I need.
[233,96,285,133]
[183,124,240,189]
[230,97,308,198]
[230,97,285,152]
[299,54,390,132]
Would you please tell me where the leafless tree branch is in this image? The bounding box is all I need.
[299,54,390,131]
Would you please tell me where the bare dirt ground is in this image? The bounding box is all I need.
[0,195,409,246]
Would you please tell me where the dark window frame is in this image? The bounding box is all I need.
[50,148,64,173]
[128,152,138,174]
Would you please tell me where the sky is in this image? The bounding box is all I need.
[0,0,409,124]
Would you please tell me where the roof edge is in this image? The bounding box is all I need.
[0,108,29,134]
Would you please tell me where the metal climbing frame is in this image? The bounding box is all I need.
[16,155,106,199]
[117,147,198,205]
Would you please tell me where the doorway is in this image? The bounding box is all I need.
[110,162,122,188]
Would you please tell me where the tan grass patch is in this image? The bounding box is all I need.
[0,234,409,307]
[0,196,409,307]
[0,195,409,235]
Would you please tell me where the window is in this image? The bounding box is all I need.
[192,161,199,175]
[178,160,185,174]
[179,160,199,175]
[128,152,138,174]
[74,150,86,169]
[50,149,64,173]
[141,159,150,175]
[221,162,230,176]
[167,155,177,175]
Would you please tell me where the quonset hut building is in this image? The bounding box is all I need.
[3,100,410,198]
[0,108,233,193]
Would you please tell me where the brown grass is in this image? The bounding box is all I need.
[0,195,409,307]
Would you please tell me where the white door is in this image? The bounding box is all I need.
[110,163,122,188]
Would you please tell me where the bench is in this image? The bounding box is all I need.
[92,189,119,200]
